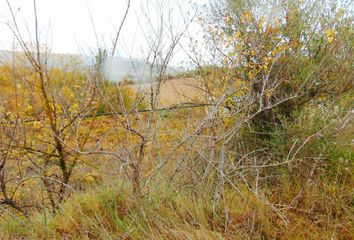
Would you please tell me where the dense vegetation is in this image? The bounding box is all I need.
[0,0,353,239]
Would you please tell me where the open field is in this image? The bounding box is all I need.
[130,78,205,107]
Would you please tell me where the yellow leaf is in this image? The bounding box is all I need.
[258,17,264,29]
[243,11,253,23]
[325,29,336,44]
[224,16,233,25]
[234,31,241,40]
[248,70,253,79]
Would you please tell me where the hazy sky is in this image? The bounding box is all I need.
[0,0,204,64]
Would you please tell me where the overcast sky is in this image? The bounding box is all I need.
[0,0,205,65]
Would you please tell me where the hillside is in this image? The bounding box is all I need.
[0,50,178,83]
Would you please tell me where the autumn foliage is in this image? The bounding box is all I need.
[0,0,353,239]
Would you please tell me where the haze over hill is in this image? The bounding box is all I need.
[0,50,179,83]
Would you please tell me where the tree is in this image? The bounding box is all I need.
[203,0,353,134]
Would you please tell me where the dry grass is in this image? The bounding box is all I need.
[130,78,205,107]
[2,181,352,240]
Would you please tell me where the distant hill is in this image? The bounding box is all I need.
[0,50,86,70]
[0,50,180,83]
[102,57,156,83]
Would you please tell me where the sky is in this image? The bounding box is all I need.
[0,0,205,65]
